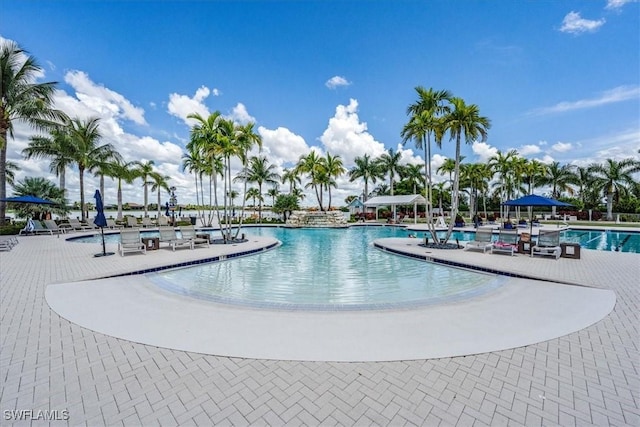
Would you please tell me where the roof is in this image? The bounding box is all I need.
[364,194,427,206]
[347,198,364,207]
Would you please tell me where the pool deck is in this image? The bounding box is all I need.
[1,227,639,425]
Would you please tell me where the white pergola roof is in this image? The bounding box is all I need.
[363,194,426,206]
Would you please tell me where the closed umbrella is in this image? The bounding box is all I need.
[93,190,114,257]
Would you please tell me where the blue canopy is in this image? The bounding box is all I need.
[503,194,573,207]
[0,195,56,205]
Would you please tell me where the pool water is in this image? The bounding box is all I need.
[560,229,640,253]
[144,226,503,310]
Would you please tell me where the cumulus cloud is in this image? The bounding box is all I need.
[229,102,255,124]
[529,85,640,116]
[605,0,637,9]
[258,126,310,165]
[319,99,386,165]
[325,76,351,89]
[64,70,146,125]
[471,141,498,163]
[559,11,605,34]
[167,85,211,126]
[536,154,556,164]
[519,144,542,156]
[552,142,573,152]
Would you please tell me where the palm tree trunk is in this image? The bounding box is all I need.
[117,179,123,220]
[444,138,461,243]
[0,141,7,225]
[258,183,263,223]
[606,192,614,220]
[143,184,148,217]
[425,135,439,243]
[79,168,86,221]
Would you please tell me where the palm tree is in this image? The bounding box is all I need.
[91,149,123,205]
[488,149,519,219]
[323,152,345,210]
[107,159,137,220]
[149,172,171,219]
[440,97,491,242]
[237,156,280,222]
[182,145,207,223]
[282,168,301,193]
[0,41,65,224]
[245,187,262,211]
[132,160,156,218]
[295,151,325,210]
[348,154,383,202]
[11,176,67,220]
[23,127,74,198]
[543,161,576,200]
[401,87,452,241]
[399,163,424,195]
[4,161,19,186]
[589,158,640,220]
[521,159,547,195]
[267,187,279,208]
[67,117,119,221]
[461,163,492,220]
[437,157,458,185]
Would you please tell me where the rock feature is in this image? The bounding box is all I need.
[285,211,348,228]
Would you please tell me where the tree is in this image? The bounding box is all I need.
[323,152,345,210]
[440,97,490,243]
[11,176,67,220]
[0,40,64,224]
[401,87,452,242]
[488,149,519,219]
[132,160,156,218]
[245,187,262,211]
[589,158,640,220]
[236,155,279,223]
[282,168,301,193]
[273,193,300,222]
[107,159,137,220]
[267,187,279,208]
[399,163,424,195]
[295,151,325,210]
[23,127,74,198]
[348,154,383,202]
[4,161,19,186]
[67,117,119,221]
[149,172,171,219]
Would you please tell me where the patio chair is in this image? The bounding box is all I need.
[105,219,123,229]
[531,230,561,260]
[179,225,210,248]
[118,228,146,256]
[141,217,154,228]
[31,220,54,235]
[44,219,66,234]
[491,229,518,256]
[464,227,494,253]
[159,227,193,251]
[67,218,94,231]
[126,216,138,228]
[157,216,169,226]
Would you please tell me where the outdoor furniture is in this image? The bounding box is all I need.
[118,228,146,256]
[491,229,518,256]
[464,227,494,253]
[0,236,18,251]
[157,216,169,226]
[44,220,66,234]
[518,232,533,255]
[159,227,193,251]
[31,220,54,235]
[66,218,94,231]
[531,230,561,260]
[105,219,123,229]
[141,237,160,251]
[560,242,581,259]
[141,217,154,228]
[180,225,210,248]
[126,217,138,227]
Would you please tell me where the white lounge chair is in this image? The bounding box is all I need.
[118,228,146,256]
[464,227,493,253]
[531,230,561,260]
[491,229,518,256]
[141,217,154,228]
[179,225,210,248]
[159,227,193,251]
[126,217,139,228]
[157,216,169,226]
[106,219,123,229]
[0,236,18,251]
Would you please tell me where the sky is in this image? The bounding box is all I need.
[2,0,639,207]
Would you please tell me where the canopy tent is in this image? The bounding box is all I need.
[503,194,573,234]
[363,194,427,224]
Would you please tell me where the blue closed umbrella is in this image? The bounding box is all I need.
[93,190,114,257]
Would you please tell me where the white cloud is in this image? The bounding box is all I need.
[258,126,310,165]
[167,86,211,126]
[552,142,573,152]
[325,76,351,89]
[529,85,640,115]
[519,144,542,156]
[559,11,605,34]
[212,88,221,96]
[319,99,386,166]
[64,70,146,125]
[228,102,255,124]
[536,155,556,164]
[471,141,498,163]
[605,0,637,9]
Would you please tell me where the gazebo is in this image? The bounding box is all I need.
[363,194,427,224]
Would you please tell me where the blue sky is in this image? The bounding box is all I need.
[2,0,639,206]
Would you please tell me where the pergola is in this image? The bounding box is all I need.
[363,194,427,224]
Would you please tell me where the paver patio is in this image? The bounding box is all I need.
[1,228,638,426]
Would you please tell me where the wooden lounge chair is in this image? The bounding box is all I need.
[531,230,561,260]
[118,228,146,256]
[44,219,66,234]
[179,225,210,248]
[491,229,518,256]
[464,227,493,253]
[159,227,193,251]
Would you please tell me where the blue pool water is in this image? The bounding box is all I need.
[141,226,502,310]
[560,229,640,253]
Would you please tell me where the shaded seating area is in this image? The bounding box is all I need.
[491,229,518,256]
[118,228,146,256]
[531,230,561,260]
[464,227,494,253]
[180,226,210,248]
[159,227,193,251]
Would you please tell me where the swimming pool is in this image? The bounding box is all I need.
[143,226,502,310]
[560,229,640,253]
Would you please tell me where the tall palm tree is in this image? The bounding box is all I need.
[132,160,156,218]
[11,176,67,220]
[267,187,279,208]
[295,151,325,210]
[232,122,262,238]
[543,161,576,200]
[281,168,301,193]
[348,153,383,202]
[91,149,123,205]
[4,161,19,186]
[323,152,345,210]
[23,127,74,198]
[108,159,137,220]
[237,155,280,222]
[521,159,547,195]
[182,145,207,223]
[245,187,262,211]
[461,163,492,220]
[488,149,519,219]
[67,117,119,221]
[440,97,491,242]
[0,41,65,224]
[149,172,171,219]
[399,163,425,195]
[589,158,640,220]
[401,87,452,241]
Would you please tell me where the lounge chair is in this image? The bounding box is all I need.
[157,216,169,227]
[531,230,561,260]
[141,217,154,228]
[106,219,123,229]
[126,216,138,228]
[159,227,193,251]
[179,225,210,248]
[491,229,518,256]
[31,220,53,235]
[44,220,66,234]
[464,227,494,253]
[66,218,94,231]
[118,228,146,256]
